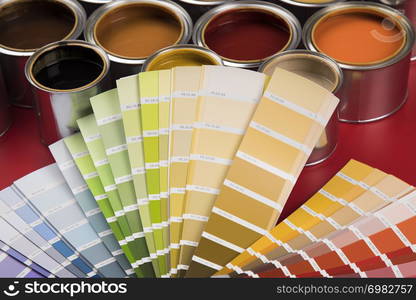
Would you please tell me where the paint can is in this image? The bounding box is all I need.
[0,0,86,108]
[276,0,347,24]
[84,0,193,80]
[142,44,223,71]
[377,0,416,60]
[173,0,230,22]
[0,65,12,139]
[303,1,415,123]
[25,40,111,145]
[259,50,343,166]
[77,0,111,16]
[193,0,302,69]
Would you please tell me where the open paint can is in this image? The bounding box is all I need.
[303,1,415,123]
[0,0,86,108]
[25,40,111,145]
[174,0,230,21]
[0,65,12,139]
[142,44,223,71]
[277,0,347,24]
[260,50,343,166]
[77,0,111,16]
[193,0,302,69]
[377,0,416,60]
[85,0,193,80]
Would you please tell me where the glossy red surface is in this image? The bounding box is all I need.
[0,107,54,190]
[0,62,415,225]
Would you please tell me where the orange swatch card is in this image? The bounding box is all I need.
[178,66,266,272]
[186,68,340,277]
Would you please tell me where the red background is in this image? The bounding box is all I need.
[0,62,415,223]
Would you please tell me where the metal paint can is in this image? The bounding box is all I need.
[260,50,343,166]
[377,0,416,60]
[276,0,347,24]
[0,65,12,139]
[142,44,223,71]
[303,1,415,123]
[0,0,86,108]
[77,0,111,16]
[25,40,111,145]
[173,0,230,22]
[193,0,302,69]
[84,0,193,80]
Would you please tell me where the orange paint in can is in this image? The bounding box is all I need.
[312,9,405,65]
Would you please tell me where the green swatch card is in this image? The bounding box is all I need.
[89,90,156,277]
[77,114,149,277]
[60,135,137,278]
[138,71,167,276]
[158,70,172,273]
[116,74,166,277]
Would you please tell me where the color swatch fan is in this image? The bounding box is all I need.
[0,65,341,278]
[221,160,416,278]
[76,65,339,277]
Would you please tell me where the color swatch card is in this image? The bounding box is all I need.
[0,240,53,278]
[257,174,412,278]
[0,216,73,278]
[0,187,93,278]
[0,195,69,269]
[225,162,412,278]
[90,90,155,277]
[352,199,416,276]
[0,200,66,278]
[178,66,266,273]
[224,160,387,277]
[0,251,43,278]
[168,66,202,275]
[332,260,416,278]
[297,191,416,278]
[64,133,140,277]
[256,254,416,278]
[14,164,126,278]
[351,249,416,278]
[187,68,340,277]
[158,69,172,274]
[0,237,52,278]
[49,140,133,277]
[138,71,168,276]
[77,115,145,277]
[258,213,416,278]
[116,75,162,276]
